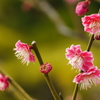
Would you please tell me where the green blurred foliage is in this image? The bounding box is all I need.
[0,0,100,100]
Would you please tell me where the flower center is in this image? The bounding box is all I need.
[69,55,83,70]
[89,21,100,29]
[80,75,100,90]
[0,82,4,89]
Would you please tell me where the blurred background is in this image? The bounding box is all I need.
[0,0,100,100]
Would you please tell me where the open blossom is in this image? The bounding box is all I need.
[73,67,100,90]
[65,45,94,71]
[40,63,52,74]
[0,74,9,91]
[82,14,100,34]
[14,40,35,65]
[75,1,89,16]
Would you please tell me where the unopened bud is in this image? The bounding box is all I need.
[75,1,89,16]
[40,63,52,74]
[94,34,100,40]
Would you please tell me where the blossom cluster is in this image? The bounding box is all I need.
[11,2,100,94]
[65,10,100,89]
[0,1,100,100]
[65,44,100,90]
[13,13,100,90]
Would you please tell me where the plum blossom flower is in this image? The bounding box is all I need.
[73,67,100,90]
[75,1,90,16]
[82,14,100,34]
[40,63,52,74]
[14,40,35,65]
[65,45,94,71]
[0,74,9,91]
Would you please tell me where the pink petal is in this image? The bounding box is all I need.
[81,51,92,57]
[73,74,84,84]
[84,61,93,67]
[83,56,94,62]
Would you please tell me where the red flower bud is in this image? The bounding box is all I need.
[40,63,52,74]
[75,1,89,16]
[94,34,100,40]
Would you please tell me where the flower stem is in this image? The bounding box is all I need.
[31,41,60,100]
[86,34,94,52]
[44,73,60,100]
[8,78,34,100]
[31,41,43,65]
[59,92,64,100]
[72,84,79,100]
[72,34,94,100]
[0,68,34,100]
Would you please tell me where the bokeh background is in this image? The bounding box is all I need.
[0,0,100,100]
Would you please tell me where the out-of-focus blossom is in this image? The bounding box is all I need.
[82,14,100,34]
[65,45,94,71]
[73,67,100,90]
[40,63,52,74]
[14,40,35,65]
[21,0,33,12]
[0,74,9,91]
[75,1,89,16]
[65,0,79,5]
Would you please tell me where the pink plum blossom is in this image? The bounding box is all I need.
[75,1,89,16]
[40,63,52,74]
[82,14,100,34]
[65,45,94,71]
[14,40,35,65]
[73,67,100,90]
[0,74,9,91]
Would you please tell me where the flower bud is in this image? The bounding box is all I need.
[40,63,52,74]
[75,1,89,16]
[94,34,100,40]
